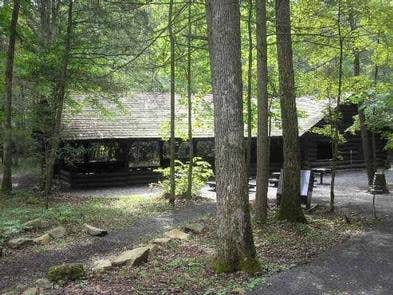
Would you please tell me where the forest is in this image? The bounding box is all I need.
[0,0,393,294]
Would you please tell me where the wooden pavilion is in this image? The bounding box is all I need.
[59,93,388,188]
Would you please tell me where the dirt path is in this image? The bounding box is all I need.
[250,169,393,295]
[0,202,215,290]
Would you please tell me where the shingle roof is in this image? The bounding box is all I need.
[61,93,326,140]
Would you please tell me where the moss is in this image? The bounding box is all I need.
[276,208,307,224]
[239,257,262,274]
[211,256,235,273]
[47,263,85,283]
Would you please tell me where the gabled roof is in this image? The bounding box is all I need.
[61,93,327,140]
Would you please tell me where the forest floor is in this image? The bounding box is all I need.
[251,168,393,295]
[0,169,391,294]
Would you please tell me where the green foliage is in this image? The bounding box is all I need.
[155,157,213,198]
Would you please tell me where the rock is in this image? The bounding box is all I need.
[111,246,150,267]
[47,263,85,283]
[33,233,51,245]
[21,287,38,295]
[35,278,52,289]
[83,224,108,237]
[47,226,66,239]
[164,229,190,240]
[183,223,205,234]
[145,243,158,251]
[23,218,45,230]
[151,237,172,245]
[91,259,112,272]
[232,287,246,295]
[7,237,33,249]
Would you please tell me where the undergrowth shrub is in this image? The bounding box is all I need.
[155,157,213,198]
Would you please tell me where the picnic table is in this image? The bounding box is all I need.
[312,167,331,185]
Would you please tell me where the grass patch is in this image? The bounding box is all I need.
[0,190,170,246]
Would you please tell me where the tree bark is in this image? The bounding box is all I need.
[1,0,20,194]
[168,0,176,204]
[255,0,269,224]
[275,0,305,222]
[246,0,253,175]
[186,0,193,199]
[43,0,73,206]
[206,0,259,273]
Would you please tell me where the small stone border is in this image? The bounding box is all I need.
[5,223,206,294]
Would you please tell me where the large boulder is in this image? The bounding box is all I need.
[47,226,66,239]
[111,246,150,267]
[83,224,108,237]
[91,259,112,272]
[47,263,85,283]
[33,233,51,245]
[164,229,190,240]
[7,237,33,249]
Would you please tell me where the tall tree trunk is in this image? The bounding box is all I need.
[255,0,269,224]
[349,13,374,186]
[246,0,253,175]
[1,0,20,194]
[168,0,176,204]
[330,0,343,212]
[206,0,259,273]
[186,0,193,199]
[275,0,305,222]
[43,0,73,207]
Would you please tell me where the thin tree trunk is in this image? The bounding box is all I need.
[186,0,193,199]
[255,0,269,224]
[359,109,374,185]
[43,0,73,207]
[372,57,379,171]
[206,0,259,273]
[1,0,20,194]
[372,132,377,169]
[330,0,344,212]
[168,0,176,204]
[246,0,253,176]
[275,0,305,222]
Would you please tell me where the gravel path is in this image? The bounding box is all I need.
[0,202,215,291]
[250,168,393,295]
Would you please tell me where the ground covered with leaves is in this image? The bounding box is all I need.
[63,205,365,295]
